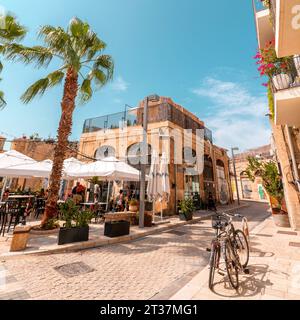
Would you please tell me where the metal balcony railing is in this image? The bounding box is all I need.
[270,56,300,93]
[83,104,214,143]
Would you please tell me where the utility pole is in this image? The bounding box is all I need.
[139,95,160,228]
[231,147,240,206]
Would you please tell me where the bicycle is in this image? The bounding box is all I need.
[208,212,250,290]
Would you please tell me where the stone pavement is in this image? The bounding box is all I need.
[170,216,300,300]
[0,202,248,258]
[0,202,272,300]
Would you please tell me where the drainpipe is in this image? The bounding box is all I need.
[285,126,300,192]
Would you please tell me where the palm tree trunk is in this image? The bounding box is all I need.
[41,67,78,227]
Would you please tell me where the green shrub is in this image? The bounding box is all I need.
[59,199,94,228]
[178,198,195,215]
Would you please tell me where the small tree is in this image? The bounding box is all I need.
[2,18,114,227]
[245,156,284,209]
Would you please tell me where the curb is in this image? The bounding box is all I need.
[0,204,249,260]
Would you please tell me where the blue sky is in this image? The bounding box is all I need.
[0,0,270,151]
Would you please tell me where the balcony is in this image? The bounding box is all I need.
[271,56,300,126]
[82,104,213,143]
[253,0,274,49]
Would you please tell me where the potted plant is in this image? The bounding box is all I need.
[104,220,130,237]
[254,39,293,90]
[58,199,94,245]
[245,157,290,228]
[178,198,195,221]
[132,212,153,227]
[129,199,139,212]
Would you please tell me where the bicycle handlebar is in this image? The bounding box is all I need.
[217,212,244,219]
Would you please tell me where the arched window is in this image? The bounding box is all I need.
[94,145,116,160]
[216,159,225,168]
[126,143,152,168]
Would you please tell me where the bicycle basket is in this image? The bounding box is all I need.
[211,215,228,230]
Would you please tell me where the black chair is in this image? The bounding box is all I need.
[34,198,46,219]
[1,200,21,236]
[0,202,7,236]
[93,203,106,223]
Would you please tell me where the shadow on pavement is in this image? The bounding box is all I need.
[211,264,273,299]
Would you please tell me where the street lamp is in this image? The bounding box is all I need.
[139,94,160,228]
[231,147,240,206]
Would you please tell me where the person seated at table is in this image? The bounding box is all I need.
[115,190,125,212]
[93,183,100,203]
[3,188,10,201]
[207,192,217,211]
[37,188,46,198]
[72,182,86,204]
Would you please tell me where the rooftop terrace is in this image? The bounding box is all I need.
[82,101,213,143]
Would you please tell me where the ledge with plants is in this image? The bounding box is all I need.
[254,40,300,93]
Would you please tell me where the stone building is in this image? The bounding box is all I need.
[230,145,273,202]
[254,0,300,229]
[79,96,233,215]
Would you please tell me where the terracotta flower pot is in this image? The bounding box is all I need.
[272,73,292,90]
[271,208,290,228]
[129,205,138,212]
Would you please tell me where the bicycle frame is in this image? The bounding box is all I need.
[212,213,244,272]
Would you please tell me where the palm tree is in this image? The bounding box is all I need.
[0,13,26,108]
[2,17,114,226]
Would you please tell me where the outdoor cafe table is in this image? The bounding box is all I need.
[8,195,35,200]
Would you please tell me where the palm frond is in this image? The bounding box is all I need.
[21,70,65,104]
[88,68,107,87]
[93,55,114,81]
[86,35,106,60]
[39,26,70,56]
[79,78,92,103]
[0,61,3,73]
[2,44,53,68]
[69,17,89,38]
[0,14,27,42]
[0,90,6,109]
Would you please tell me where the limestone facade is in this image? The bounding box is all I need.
[79,96,233,215]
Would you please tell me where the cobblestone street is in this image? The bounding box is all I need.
[0,202,270,300]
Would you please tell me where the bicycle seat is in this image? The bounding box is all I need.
[234,213,243,218]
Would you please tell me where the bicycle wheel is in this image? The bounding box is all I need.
[224,240,239,289]
[234,229,249,268]
[208,243,220,290]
